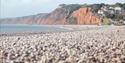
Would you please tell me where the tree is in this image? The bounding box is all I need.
[59,4,66,7]
[115,3,122,7]
[122,3,125,9]
[91,4,103,12]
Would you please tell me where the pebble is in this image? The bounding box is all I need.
[0,26,125,63]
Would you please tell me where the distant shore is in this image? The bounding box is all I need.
[0,25,124,36]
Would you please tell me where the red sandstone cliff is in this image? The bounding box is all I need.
[72,7,102,25]
[0,6,102,25]
[38,8,68,24]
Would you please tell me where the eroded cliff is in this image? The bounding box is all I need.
[0,4,102,25]
[72,7,102,25]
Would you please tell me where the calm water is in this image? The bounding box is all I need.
[0,24,68,33]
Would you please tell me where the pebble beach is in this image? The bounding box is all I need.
[0,26,125,63]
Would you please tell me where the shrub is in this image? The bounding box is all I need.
[102,17,112,25]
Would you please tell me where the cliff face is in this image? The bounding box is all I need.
[0,13,49,24]
[0,5,102,25]
[39,8,69,24]
[72,8,101,25]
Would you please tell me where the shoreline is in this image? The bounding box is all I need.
[0,25,125,36]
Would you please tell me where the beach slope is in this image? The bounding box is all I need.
[0,26,125,63]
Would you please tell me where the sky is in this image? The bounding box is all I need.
[0,0,125,18]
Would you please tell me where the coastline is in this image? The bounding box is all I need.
[0,25,125,36]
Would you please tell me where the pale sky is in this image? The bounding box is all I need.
[0,0,125,18]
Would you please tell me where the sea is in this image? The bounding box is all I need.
[0,24,69,33]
